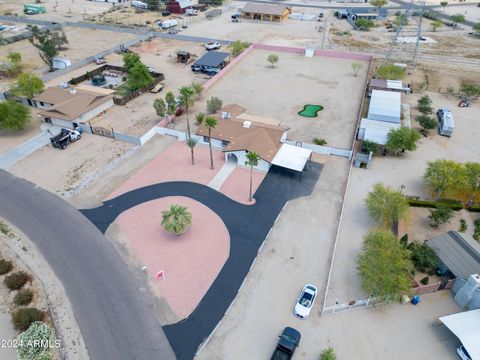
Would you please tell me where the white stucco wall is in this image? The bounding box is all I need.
[225,150,270,172]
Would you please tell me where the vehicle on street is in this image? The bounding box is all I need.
[271,327,301,360]
[457,345,472,360]
[205,41,221,51]
[149,82,164,93]
[94,56,106,65]
[294,284,317,319]
[437,108,455,137]
[50,128,83,150]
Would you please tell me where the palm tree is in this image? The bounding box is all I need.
[204,116,218,170]
[178,86,196,139]
[186,137,199,165]
[245,151,260,202]
[161,204,192,235]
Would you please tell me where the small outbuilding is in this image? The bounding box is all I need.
[369,79,412,94]
[177,50,191,63]
[241,3,291,22]
[191,51,229,75]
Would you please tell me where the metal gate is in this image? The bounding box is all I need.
[90,125,115,139]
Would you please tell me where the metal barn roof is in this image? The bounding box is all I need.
[359,118,400,145]
[426,231,480,280]
[367,90,401,123]
[193,51,229,68]
[440,309,480,360]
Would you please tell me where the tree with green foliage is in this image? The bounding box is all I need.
[369,0,387,8]
[161,204,192,235]
[205,116,218,170]
[10,73,45,99]
[178,86,197,139]
[123,52,141,72]
[52,30,69,51]
[230,40,250,57]
[357,230,413,297]
[386,127,421,155]
[195,112,205,125]
[153,97,166,117]
[0,101,31,131]
[432,19,443,31]
[464,162,480,206]
[440,1,448,12]
[365,183,409,228]
[320,347,337,360]
[245,151,260,202]
[351,62,363,77]
[459,83,480,101]
[17,322,56,360]
[410,241,439,270]
[165,91,176,123]
[6,52,23,77]
[127,62,153,91]
[424,159,465,199]
[355,19,375,31]
[26,25,59,72]
[450,14,466,26]
[429,205,454,228]
[206,96,223,114]
[361,139,379,154]
[417,114,437,133]
[267,54,279,68]
[417,95,433,115]
[376,64,406,80]
[186,137,199,165]
[11,308,43,331]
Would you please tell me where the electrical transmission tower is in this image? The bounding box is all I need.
[385,0,427,67]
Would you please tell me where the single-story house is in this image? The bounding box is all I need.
[33,86,114,128]
[337,7,387,21]
[191,51,229,75]
[440,309,480,360]
[426,232,480,281]
[241,3,292,22]
[167,0,192,14]
[369,79,412,94]
[357,90,402,145]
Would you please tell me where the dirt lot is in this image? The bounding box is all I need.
[9,132,133,195]
[0,111,43,154]
[199,48,368,148]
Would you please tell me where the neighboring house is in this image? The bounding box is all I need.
[337,8,388,21]
[241,3,292,22]
[357,90,402,145]
[369,79,412,94]
[33,86,114,128]
[167,0,192,14]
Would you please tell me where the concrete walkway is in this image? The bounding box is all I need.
[0,125,58,170]
[207,162,235,190]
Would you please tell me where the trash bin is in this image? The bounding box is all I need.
[411,295,421,305]
[401,295,410,304]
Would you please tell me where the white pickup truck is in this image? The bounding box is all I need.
[205,41,221,51]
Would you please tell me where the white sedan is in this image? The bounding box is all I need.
[294,284,317,319]
[205,41,221,51]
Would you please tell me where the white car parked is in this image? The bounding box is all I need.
[205,41,221,51]
[294,284,317,319]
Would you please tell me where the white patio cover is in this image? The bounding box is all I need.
[271,144,312,172]
[440,309,480,360]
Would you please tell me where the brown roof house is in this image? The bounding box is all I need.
[195,107,289,172]
[241,3,291,22]
[33,86,114,128]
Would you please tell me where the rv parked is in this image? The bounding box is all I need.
[132,1,148,10]
[437,108,455,137]
[160,19,177,29]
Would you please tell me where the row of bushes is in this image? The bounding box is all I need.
[406,197,480,212]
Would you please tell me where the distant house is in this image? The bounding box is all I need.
[337,7,388,21]
[33,86,114,128]
[357,90,402,145]
[241,3,291,22]
[167,0,192,14]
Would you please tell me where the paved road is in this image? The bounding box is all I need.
[82,164,322,360]
[0,170,175,360]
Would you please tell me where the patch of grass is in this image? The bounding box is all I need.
[313,137,327,146]
[459,219,467,232]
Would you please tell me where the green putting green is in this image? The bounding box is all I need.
[298,104,324,118]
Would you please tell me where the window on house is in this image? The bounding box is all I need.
[203,136,209,142]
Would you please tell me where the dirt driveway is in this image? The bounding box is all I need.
[201,49,368,148]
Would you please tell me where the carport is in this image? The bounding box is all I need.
[271,144,312,181]
[439,309,480,360]
[191,51,229,74]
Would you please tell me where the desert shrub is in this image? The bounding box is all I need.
[459,219,467,232]
[0,259,13,275]
[11,308,44,331]
[427,269,435,276]
[14,289,34,306]
[474,219,480,242]
[361,140,379,154]
[313,138,327,146]
[420,276,429,285]
[206,96,223,114]
[4,271,31,290]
